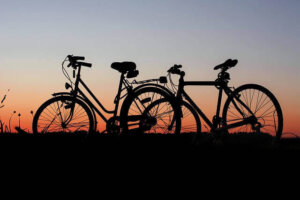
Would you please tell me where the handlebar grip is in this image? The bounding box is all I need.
[67,55,85,61]
[73,56,85,61]
[78,62,92,68]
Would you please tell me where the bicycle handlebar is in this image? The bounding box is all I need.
[68,55,85,61]
[167,64,182,72]
[168,65,184,76]
[77,61,92,68]
[66,55,92,68]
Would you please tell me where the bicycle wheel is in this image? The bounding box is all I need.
[222,84,283,139]
[180,101,201,134]
[139,98,181,134]
[32,96,94,134]
[121,86,181,134]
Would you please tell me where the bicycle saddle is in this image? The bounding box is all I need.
[111,62,136,73]
[214,59,238,70]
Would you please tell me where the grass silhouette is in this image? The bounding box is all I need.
[0,131,299,152]
[0,90,9,133]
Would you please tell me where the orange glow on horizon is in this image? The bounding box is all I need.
[0,86,298,137]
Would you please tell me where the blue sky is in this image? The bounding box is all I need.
[0,0,299,133]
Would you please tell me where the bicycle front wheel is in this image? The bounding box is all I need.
[139,98,181,134]
[180,101,201,134]
[222,84,283,139]
[32,96,94,135]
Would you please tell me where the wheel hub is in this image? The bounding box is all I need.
[61,122,67,129]
[107,117,120,135]
[141,116,157,131]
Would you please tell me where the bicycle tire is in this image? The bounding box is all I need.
[222,84,283,139]
[180,101,201,134]
[32,96,94,135]
[120,86,181,134]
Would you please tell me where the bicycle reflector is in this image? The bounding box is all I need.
[65,83,71,90]
[159,76,167,83]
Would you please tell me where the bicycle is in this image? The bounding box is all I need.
[164,59,283,139]
[32,55,180,135]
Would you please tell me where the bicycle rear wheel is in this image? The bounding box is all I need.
[121,86,180,134]
[32,96,94,135]
[222,84,283,139]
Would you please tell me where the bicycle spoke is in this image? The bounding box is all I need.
[35,97,91,134]
[224,85,282,138]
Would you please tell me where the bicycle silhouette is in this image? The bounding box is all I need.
[32,55,180,135]
[160,59,283,139]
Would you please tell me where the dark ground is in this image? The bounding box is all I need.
[1,132,300,176]
[1,132,299,152]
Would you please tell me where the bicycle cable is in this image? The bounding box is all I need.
[168,73,178,94]
[62,57,75,88]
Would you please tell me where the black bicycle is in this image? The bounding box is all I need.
[163,59,283,139]
[32,55,180,135]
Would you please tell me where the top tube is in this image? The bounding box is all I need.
[183,81,218,86]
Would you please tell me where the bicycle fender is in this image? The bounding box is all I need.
[132,83,174,97]
[52,92,72,97]
[120,86,179,129]
[132,84,180,115]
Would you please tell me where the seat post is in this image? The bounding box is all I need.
[113,73,125,116]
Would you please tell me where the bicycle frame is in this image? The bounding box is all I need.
[60,64,170,131]
[177,77,257,132]
[68,65,131,124]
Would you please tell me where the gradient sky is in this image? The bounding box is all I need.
[0,0,299,135]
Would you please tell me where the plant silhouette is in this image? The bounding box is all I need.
[0,89,10,133]
[9,111,16,133]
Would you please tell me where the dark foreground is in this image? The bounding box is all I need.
[0,132,299,152]
[1,132,300,175]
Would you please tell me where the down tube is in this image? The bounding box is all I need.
[227,89,256,116]
[182,91,213,128]
[77,87,108,123]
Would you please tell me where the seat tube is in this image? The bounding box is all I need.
[114,73,124,116]
[177,75,184,102]
[216,87,223,117]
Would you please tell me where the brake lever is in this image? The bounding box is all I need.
[167,67,173,73]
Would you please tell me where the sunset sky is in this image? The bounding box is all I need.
[0,0,299,136]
